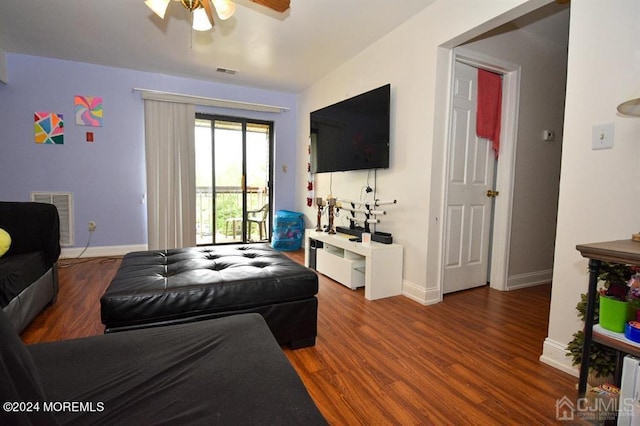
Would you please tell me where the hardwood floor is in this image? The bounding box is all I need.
[21,252,578,425]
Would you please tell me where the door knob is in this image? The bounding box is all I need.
[486,189,500,198]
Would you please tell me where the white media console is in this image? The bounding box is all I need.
[304,229,403,300]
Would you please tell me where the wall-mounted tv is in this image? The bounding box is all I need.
[310,84,390,174]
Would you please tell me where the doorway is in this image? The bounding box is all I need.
[443,60,499,294]
[195,114,273,245]
[441,48,522,294]
[439,1,569,296]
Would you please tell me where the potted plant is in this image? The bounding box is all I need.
[598,263,640,332]
[566,293,616,385]
[566,262,640,385]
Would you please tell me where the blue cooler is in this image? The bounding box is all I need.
[271,210,304,251]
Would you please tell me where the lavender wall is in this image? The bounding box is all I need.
[0,54,298,250]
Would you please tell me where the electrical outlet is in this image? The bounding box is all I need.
[88,221,96,232]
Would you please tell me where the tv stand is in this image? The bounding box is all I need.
[304,230,403,300]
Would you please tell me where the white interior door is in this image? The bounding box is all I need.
[443,61,497,294]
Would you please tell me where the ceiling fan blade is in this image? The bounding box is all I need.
[250,0,290,13]
[201,0,216,26]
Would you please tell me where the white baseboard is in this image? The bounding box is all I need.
[540,337,579,377]
[507,269,553,290]
[403,269,553,302]
[402,280,441,305]
[60,244,147,259]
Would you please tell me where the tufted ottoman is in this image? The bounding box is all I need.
[100,244,318,349]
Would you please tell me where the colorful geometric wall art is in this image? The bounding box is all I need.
[34,112,64,145]
[74,95,103,127]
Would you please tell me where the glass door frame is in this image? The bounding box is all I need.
[195,113,274,245]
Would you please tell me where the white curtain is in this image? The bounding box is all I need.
[143,99,196,250]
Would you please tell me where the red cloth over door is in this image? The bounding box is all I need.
[477,69,502,158]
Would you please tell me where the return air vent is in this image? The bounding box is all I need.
[216,67,238,75]
[30,192,74,246]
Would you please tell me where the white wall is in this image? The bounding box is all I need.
[296,0,549,304]
[299,0,640,376]
[541,0,640,375]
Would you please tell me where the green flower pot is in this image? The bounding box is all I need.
[599,296,639,332]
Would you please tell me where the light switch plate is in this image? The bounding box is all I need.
[592,123,614,150]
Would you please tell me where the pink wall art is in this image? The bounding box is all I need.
[74,95,103,127]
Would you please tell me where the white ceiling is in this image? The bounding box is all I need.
[0,0,439,93]
[512,2,570,47]
[0,1,570,93]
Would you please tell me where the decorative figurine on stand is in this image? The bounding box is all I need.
[315,197,325,232]
[327,196,336,234]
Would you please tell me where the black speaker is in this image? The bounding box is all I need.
[308,239,323,269]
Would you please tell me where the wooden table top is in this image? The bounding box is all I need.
[576,239,640,265]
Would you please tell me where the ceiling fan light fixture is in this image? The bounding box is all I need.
[192,7,213,31]
[181,0,203,12]
[213,0,236,20]
[145,0,282,32]
[144,0,171,19]
[617,96,640,117]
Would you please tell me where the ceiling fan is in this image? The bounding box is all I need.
[145,0,290,31]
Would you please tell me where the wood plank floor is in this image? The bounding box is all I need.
[21,252,578,425]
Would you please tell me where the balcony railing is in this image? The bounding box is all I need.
[196,186,269,244]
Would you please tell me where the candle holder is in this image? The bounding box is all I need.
[327,197,336,234]
[315,197,324,231]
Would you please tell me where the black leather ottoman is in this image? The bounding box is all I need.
[101,244,318,349]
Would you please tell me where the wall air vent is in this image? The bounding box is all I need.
[216,67,238,75]
[30,192,74,246]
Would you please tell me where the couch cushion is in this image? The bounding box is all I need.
[29,313,327,425]
[0,202,61,265]
[101,244,318,328]
[0,252,49,308]
[0,309,57,425]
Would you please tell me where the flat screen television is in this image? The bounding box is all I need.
[310,84,390,173]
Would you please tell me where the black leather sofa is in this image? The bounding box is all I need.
[1,309,327,425]
[101,244,319,348]
[0,202,60,332]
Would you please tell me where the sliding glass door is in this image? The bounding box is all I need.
[195,114,273,245]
